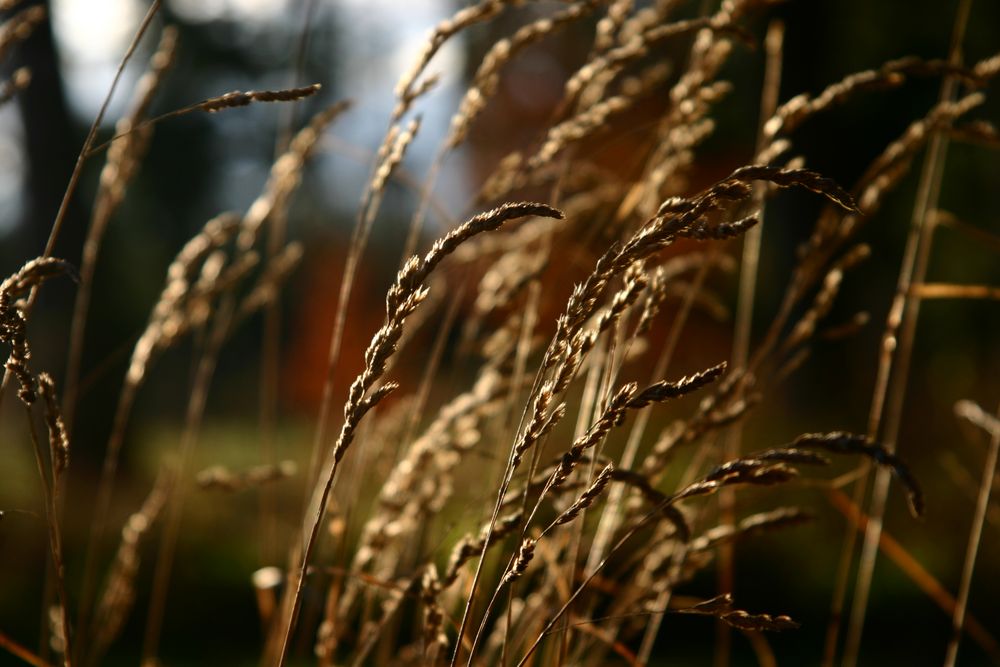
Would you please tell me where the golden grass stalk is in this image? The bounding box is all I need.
[841,5,973,661]
[87,83,323,157]
[237,99,352,250]
[717,21,782,662]
[393,0,507,123]
[38,373,69,481]
[0,16,163,558]
[825,487,1000,662]
[547,364,726,496]
[0,259,76,666]
[0,630,52,667]
[944,401,1000,667]
[561,15,739,115]
[593,0,633,53]
[762,55,984,143]
[140,297,236,665]
[456,164,857,664]
[353,368,508,572]
[307,115,420,491]
[276,202,562,666]
[908,282,1000,301]
[515,450,813,666]
[585,255,726,606]
[446,1,597,150]
[552,462,615,527]
[444,510,526,589]
[127,213,240,387]
[64,24,179,433]
[137,100,330,657]
[0,258,76,403]
[501,538,537,586]
[677,594,799,632]
[88,471,172,665]
[35,0,161,275]
[195,461,297,492]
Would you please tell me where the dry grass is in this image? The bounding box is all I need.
[0,1,998,666]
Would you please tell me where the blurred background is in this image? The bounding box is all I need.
[1,0,998,665]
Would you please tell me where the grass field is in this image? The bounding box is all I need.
[1,1,999,665]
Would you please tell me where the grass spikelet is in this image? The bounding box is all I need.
[127,213,239,387]
[419,565,448,662]
[446,1,597,149]
[625,362,728,408]
[792,431,924,517]
[89,471,172,664]
[594,0,633,53]
[393,0,506,122]
[38,373,69,479]
[595,262,647,333]
[368,117,421,208]
[238,99,352,250]
[727,165,860,214]
[90,83,324,155]
[195,461,297,492]
[444,510,524,588]
[199,83,321,112]
[764,56,984,141]
[677,593,800,631]
[553,463,615,527]
[674,461,799,502]
[690,507,813,552]
[280,202,561,662]
[501,538,537,586]
[0,258,76,404]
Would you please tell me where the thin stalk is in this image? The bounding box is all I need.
[631,260,716,666]
[516,492,682,667]
[0,630,54,667]
[41,0,159,263]
[140,301,233,664]
[498,281,545,667]
[258,209,284,567]
[73,382,138,653]
[554,334,611,666]
[585,256,714,576]
[842,3,971,664]
[716,21,783,667]
[256,0,317,567]
[304,117,412,493]
[452,176,567,667]
[64,3,164,648]
[24,404,72,667]
[943,401,1000,667]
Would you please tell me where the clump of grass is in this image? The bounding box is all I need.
[1,2,998,667]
